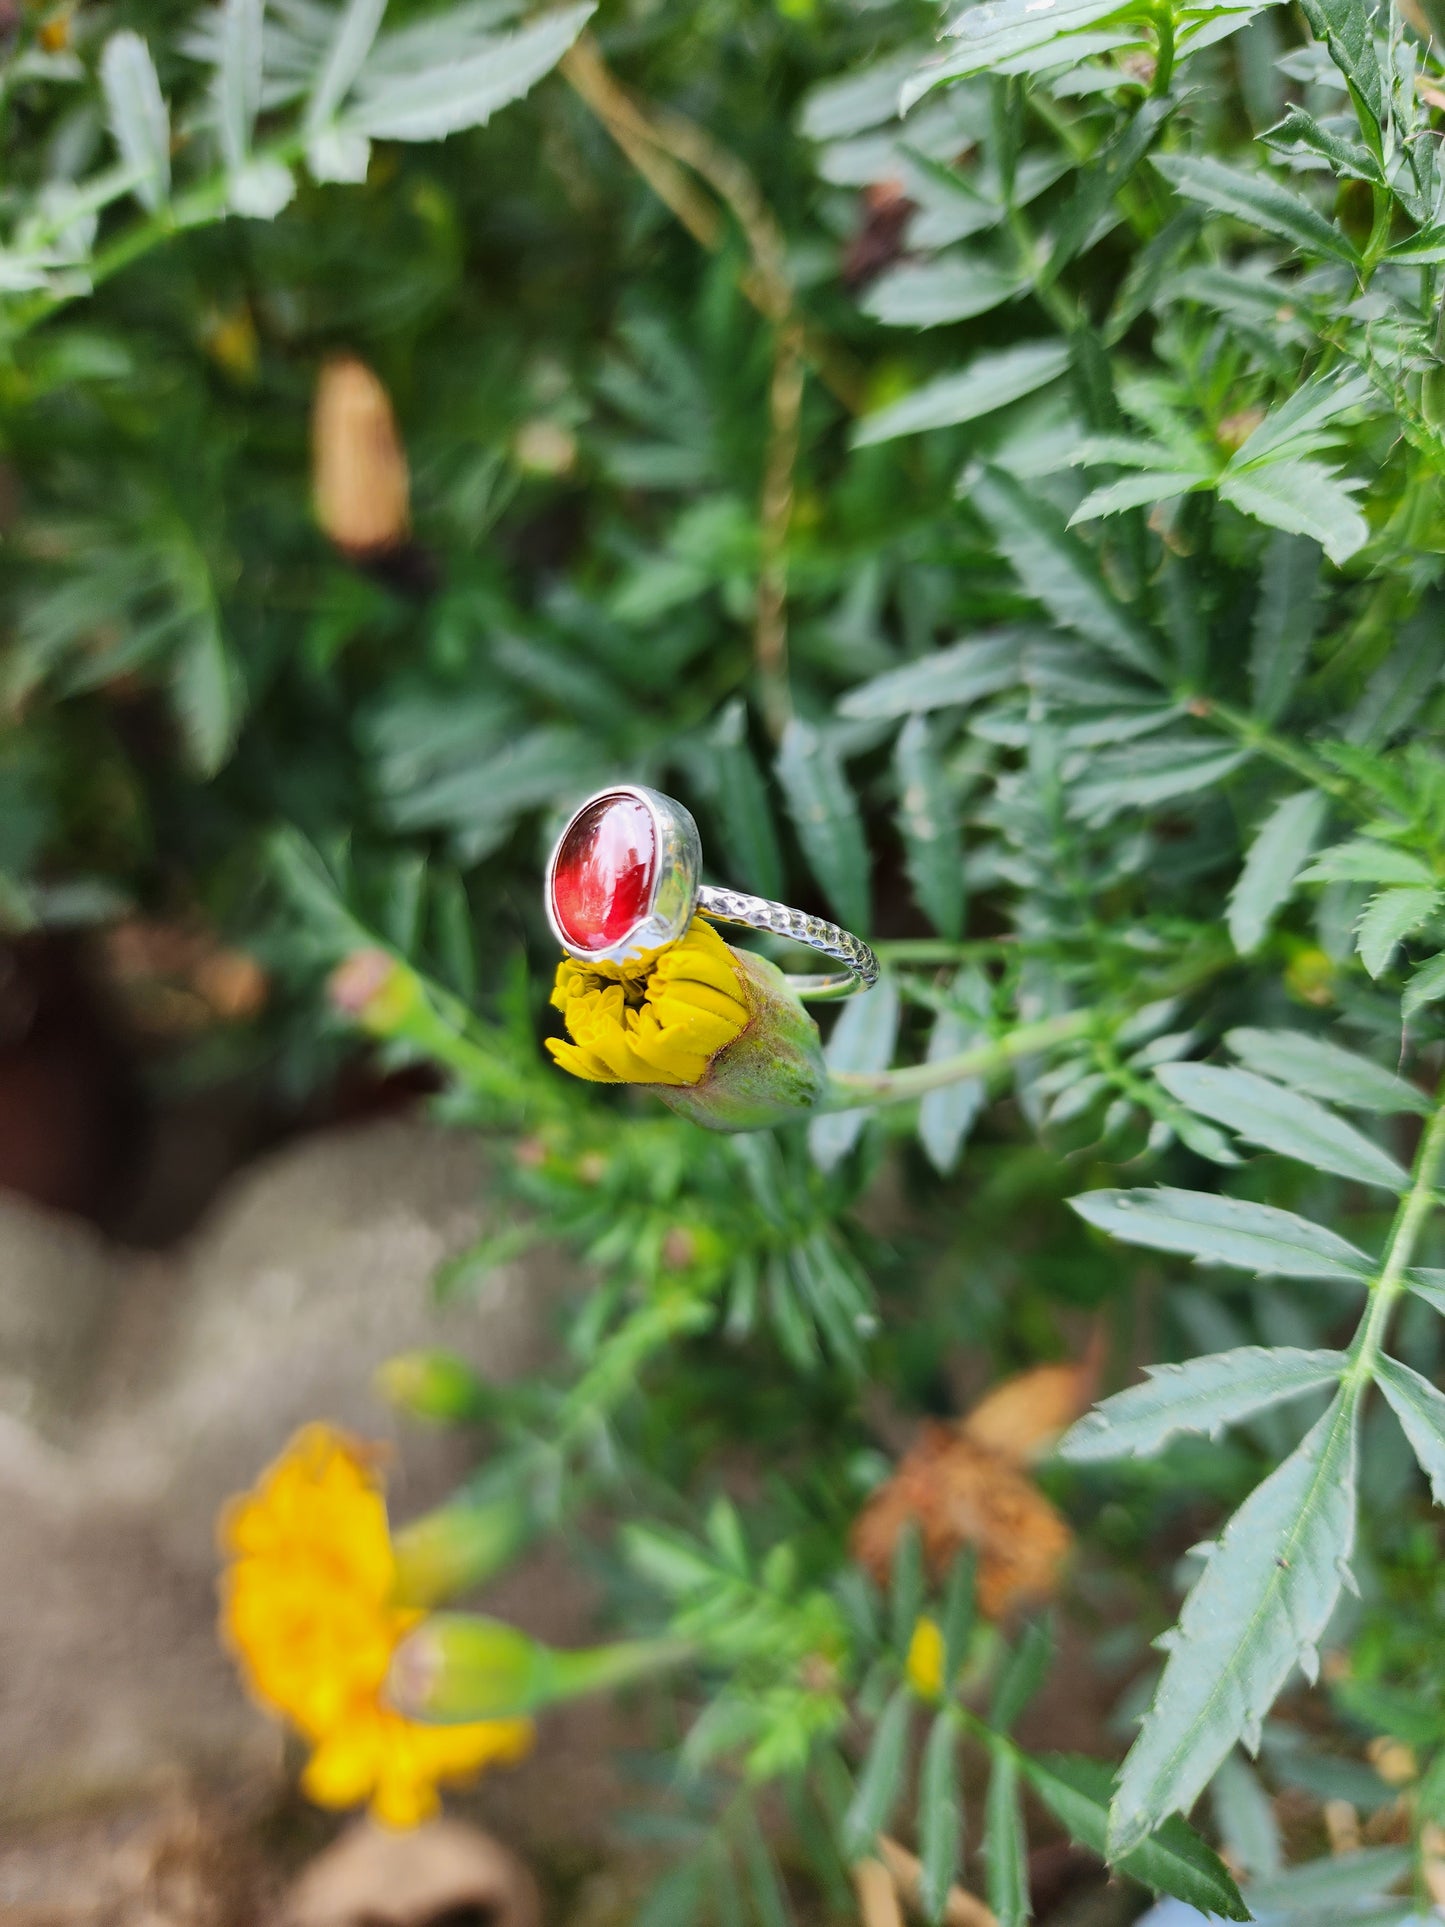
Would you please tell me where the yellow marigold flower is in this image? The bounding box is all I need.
[218,1425,533,1828]
[547,916,749,1087]
[906,1615,945,1701]
[547,917,828,1131]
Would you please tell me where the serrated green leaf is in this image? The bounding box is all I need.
[808,978,901,1172]
[890,1518,925,1654]
[969,465,1164,682]
[1302,840,1434,886]
[919,1009,986,1174]
[1070,739,1250,822]
[1375,1356,1445,1505]
[1404,953,1445,1021]
[895,714,963,938]
[100,32,170,211]
[862,256,1023,327]
[852,343,1071,448]
[1225,1028,1430,1114]
[1228,789,1329,956]
[1108,1388,1360,1855]
[1070,1185,1375,1279]
[711,700,784,902]
[844,1687,911,1858]
[1153,151,1361,266]
[918,1714,963,1922]
[1356,885,1440,979]
[1262,104,1382,181]
[1250,533,1324,725]
[1295,0,1387,149]
[307,0,388,132]
[1408,1268,1445,1316]
[940,1550,978,1687]
[1219,460,1368,567]
[838,632,1022,719]
[1155,1064,1411,1191]
[1021,1752,1250,1919]
[172,609,243,777]
[775,718,870,933]
[1070,469,1211,522]
[906,0,1134,96]
[351,3,593,140]
[984,1753,1030,1927]
[1059,1344,1346,1462]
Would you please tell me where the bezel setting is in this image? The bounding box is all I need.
[545,784,702,966]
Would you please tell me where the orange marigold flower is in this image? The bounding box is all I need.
[217,1425,533,1828]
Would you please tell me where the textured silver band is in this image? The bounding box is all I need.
[696,886,880,1001]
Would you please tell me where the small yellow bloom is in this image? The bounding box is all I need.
[906,1616,946,1700]
[218,1425,533,1826]
[547,917,749,1087]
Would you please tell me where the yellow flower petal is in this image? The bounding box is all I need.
[548,919,749,1089]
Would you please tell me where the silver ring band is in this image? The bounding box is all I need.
[696,886,879,1001]
[544,784,879,1000]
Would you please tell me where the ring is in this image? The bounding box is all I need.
[544,784,880,1001]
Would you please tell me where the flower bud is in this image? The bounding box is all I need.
[389,1613,690,1724]
[327,948,421,1035]
[391,1492,535,1609]
[376,1349,495,1425]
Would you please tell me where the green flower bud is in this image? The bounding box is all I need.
[376,1349,495,1424]
[391,1492,536,1609]
[388,1612,690,1724]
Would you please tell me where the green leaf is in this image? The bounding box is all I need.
[851,343,1071,448]
[100,32,170,211]
[1021,1752,1250,1919]
[1070,1185,1375,1279]
[919,1009,986,1175]
[1218,460,1368,567]
[862,256,1023,327]
[838,632,1022,719]
[1375,1356,1445,1505]
[1249,1845,1415,1914]
[172,610,243,778]
[351,3,594,140]
[228,156,295,218]
[1356,886,1440,979]
[1155,1064,1411,1191]
[1384,225,1445,264]
[968,466,1164,682]
[775,718,871,933]
[1250,533,1325,725]
[895,715,963,939]
[918,1714,963,1923]
[1058,1345,1347,1462]
[1262,104,1383,181]
[1225,1028,1430,1114]
[1211,1751,1283,1881]
[215,0,264,172]
[1070,739,1250,822]
[1302,839,1434,886]
[939,1551,978,1687]
[983,1753,1030,1927]
[1295,0,1387,151]
[1108,1388,1361,1855]
[890,1519,925,1655]
[1404,953,1445,1021]
[1408,1269,1445,1316]
[1070,469,1212,521]
[307,0,388,132]
[1153,152,1362,267]
[844,1687,911,1859]
[808,978,901,1172]
[906,0,1135,95]
[1228,789,1329,956]
[1042,98,1175,289]
[990,1618,1052,1732]
[711,700,784,903]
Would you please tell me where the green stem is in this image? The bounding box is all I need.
[824,1009,1095,1109]
[1347,1088,1445,1388]
[5,130,307,342]
[1192,696,1358,805]
[1151,4,1175,95]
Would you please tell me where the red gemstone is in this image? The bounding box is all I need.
[552,794,658,951]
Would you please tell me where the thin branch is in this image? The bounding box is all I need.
[877,1837,998,1927]
[854,1857,906,1927]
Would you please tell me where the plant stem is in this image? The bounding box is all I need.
[1347,1086,1445,1387]
[824,1009,1095,1108]
[1190,695,1358,805]
[1151,4,1176,95]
